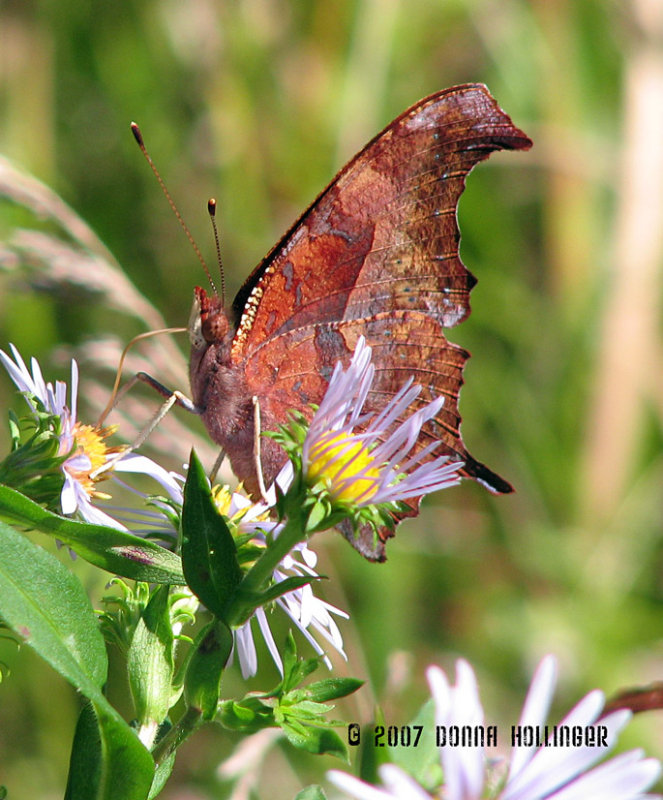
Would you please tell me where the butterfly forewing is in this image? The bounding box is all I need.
[231,83,531,357]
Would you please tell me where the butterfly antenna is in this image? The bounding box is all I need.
[130,122,218,295]
[207,198,226,305]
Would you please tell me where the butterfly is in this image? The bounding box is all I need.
[187,84,532,560]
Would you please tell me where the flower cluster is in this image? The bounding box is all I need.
[0,344,182,529]
[0,344,354,677]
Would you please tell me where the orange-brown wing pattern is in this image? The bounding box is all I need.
[231,84,531,360]
[214,84,530,558]
[242,312,510,495]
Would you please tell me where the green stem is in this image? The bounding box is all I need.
[225,511,308,626]
[151,706,203,767]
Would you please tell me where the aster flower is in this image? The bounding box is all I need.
[300,336,461,508]
[327,655,662,800]
[0,343,182,529]
[212,484,348,679]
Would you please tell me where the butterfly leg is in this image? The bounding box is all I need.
[91,371,200,479]
[208,447,227,484]
[252,395,269,502]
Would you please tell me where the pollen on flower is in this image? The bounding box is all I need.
[66,422,124,498]
[307,432,380,503]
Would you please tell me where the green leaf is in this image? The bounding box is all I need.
[183,619,233,719]
[216,698,274,732]
[282,722,348,760]
[306,498,329,531]
[148,751,176,800]
[283,699,334,719]
[388,698,441,791]
[68,703,154,800]
[294,786,327,800]
[305,678,364,702]
[0,520,107,687]
[181,451,242,618]
[65,702,102,799]
[282,656,321,694]
[65,702,156,800]
[279,631,322,694]
[0,523,154,799]
[234,574,320,623]
[359,709,389,784]
[0,484,184,584]
[128,585,174,736]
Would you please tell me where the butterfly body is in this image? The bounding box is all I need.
[188,84,532,559]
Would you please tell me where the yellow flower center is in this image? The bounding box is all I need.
[307,432,380,503]
[65,422,122,499]
[211,484,259,524]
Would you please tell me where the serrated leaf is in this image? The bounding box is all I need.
[0,484,184,584]
[181,451,242,618]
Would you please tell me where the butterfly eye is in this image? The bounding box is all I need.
[188,299,206,350]
[201,311,230,344]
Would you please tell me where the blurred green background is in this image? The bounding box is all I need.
[1,0,663,797]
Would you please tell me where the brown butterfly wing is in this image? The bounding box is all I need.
[231,84,531,351]
[241,313,503,560]
[228,84,531,558]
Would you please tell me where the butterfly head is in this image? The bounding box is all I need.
[189,286,233,355]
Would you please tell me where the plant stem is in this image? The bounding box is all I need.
[225,513,307,626]
[152,706,203,767]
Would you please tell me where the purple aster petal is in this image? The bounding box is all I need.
[428,662,485,800]
[378,764,434,800]
[503,707,631,800]
[0,345,41,412]
[548,749,662,800]
[507,656,559,781]
[111,452,184,502]
[254,606,283,675]
[29,357,51,410]
[60,474,80,515]
[327,769,396,800]
[366,378,418,439]
[371,457,461,504]
[76,499,128,530]
[52,379,67,417]
[234,622,258,679]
